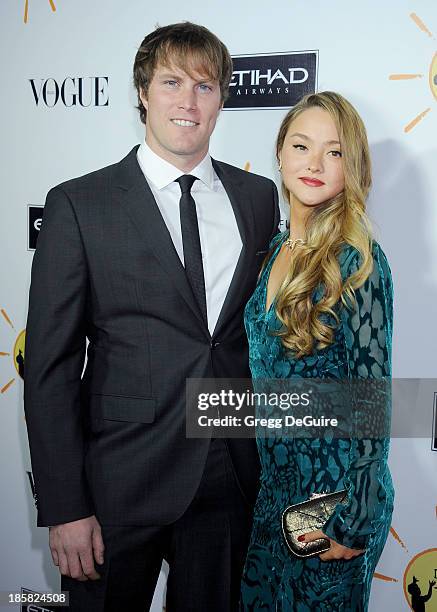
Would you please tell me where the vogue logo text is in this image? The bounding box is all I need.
[29,76,109,107]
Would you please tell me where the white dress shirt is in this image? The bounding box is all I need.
[137,141,242,335]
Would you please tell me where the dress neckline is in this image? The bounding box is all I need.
[263,232,288,315]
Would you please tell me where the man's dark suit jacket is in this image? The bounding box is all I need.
[24,146,280,527]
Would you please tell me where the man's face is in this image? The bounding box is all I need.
[140,62,223,171]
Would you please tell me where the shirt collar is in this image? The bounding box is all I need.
[137,140,214,191]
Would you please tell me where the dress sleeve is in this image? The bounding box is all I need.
[322,242,394,549]
[269,182,281,243]
[269,230,286,249]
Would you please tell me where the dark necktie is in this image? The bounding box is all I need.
[176,175,208,325]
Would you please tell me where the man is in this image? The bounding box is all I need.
[24,22,279,611]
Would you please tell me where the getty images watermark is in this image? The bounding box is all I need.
[186,378,437,440]
[196,388,338,431]
[185,379,373,439]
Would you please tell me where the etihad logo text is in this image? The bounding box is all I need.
[29,77,109,107]
[28,206,44,251]
[230,68,309,87]
[224,51,317,111]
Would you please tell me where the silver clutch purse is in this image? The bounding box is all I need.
[281,490,347,558]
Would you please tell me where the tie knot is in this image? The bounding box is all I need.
[176,174,197,194]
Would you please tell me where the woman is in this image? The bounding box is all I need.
[240,92,394,611]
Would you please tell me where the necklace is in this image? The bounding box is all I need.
[284,236,305,252]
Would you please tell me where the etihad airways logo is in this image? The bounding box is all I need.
[28,206,44,250]
[224,51,318,110]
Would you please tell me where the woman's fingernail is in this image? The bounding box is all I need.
[298,535,306,542]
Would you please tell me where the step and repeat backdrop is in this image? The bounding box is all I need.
[1,1,436,610]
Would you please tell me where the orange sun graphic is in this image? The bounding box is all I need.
[372,518,437,611]
[389,13,436,133]
[1,309,25,393]
[24,0,57,24]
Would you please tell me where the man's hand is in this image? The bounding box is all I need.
[300,529,365,561]
[49,515,104,581]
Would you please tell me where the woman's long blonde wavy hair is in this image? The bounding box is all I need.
[273,91,374,357]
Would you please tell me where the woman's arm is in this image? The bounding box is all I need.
[321,242,394,550]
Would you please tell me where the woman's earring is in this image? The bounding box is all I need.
[278,159,282,171]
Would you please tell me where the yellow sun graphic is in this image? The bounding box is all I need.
[403,549,437,610]
[389,13,436,133]
[370,516,437,610]
[23,0,57,24]
[1,309,25,393]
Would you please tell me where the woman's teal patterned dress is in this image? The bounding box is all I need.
[240,232,394,611]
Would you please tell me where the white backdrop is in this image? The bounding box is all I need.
[1,1,436,610]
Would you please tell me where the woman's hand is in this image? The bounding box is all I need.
[299,529,365,561]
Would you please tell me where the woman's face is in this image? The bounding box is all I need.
[279,107,345,209]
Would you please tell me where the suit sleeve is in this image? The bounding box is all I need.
[24,186,94,526]
[322,244,394,549]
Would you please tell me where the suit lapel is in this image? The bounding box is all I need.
[114,146,210,336]
[212,160,255,337]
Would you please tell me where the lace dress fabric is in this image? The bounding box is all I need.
[240,232,394,611]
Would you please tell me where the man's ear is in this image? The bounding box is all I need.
[139,88,148,112]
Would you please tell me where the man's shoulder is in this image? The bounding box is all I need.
[52,146,138,196]
[212,159,275,189]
